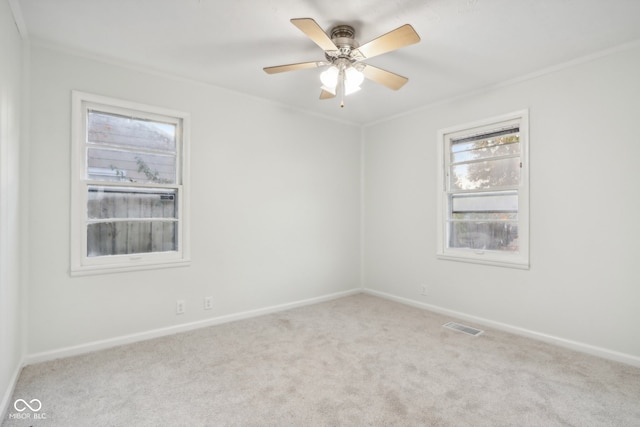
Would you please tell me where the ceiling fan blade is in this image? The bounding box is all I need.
[319,89,336,100]
[361,64,409,90]
[263,61,324,74]
[355,24,420,59]
[291,18,338,52]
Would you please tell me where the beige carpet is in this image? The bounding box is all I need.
[4,294,640,426]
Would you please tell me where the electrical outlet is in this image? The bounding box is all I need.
[420,285,428,296]
[204,296,213,310]
[176,299,185,315]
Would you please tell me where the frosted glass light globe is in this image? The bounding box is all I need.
[320,66,339,88]
[345,67,364,88]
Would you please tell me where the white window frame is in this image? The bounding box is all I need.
[70,91,191,275]
[436,110,529,269]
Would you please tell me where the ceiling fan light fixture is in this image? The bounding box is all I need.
[320,64,363,96]
[320,66,339,88]
[344,66,364,92]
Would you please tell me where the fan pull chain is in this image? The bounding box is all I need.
[339,69,345,108]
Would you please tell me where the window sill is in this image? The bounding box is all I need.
[70,258,191,277]
[437,253,529,270]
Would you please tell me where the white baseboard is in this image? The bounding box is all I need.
[364,288,640,368]
[1,358,25,422]
[25,288,361,365]
[23,287,640,369]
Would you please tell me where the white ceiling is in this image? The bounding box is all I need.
[15,0,640,124]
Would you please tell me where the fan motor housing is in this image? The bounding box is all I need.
[331,25,355,40]
[326,25,358,61]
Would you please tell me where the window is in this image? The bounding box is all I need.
[437,110,529,269]
[71,91,190,275]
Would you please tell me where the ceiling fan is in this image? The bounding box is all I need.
[264,18,420,108]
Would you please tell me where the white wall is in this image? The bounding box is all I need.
[363,45,640,361]
[26,45,361,355]
[20,32,640,366]
[0,0,24,416]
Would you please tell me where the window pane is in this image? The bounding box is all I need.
[88,111,176,153]
[87,221,177,257]
[448,221,519,251]
[451,136,519,164]
[451,157,520,190]
[87,148,176,184]
[88,186,177,220]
